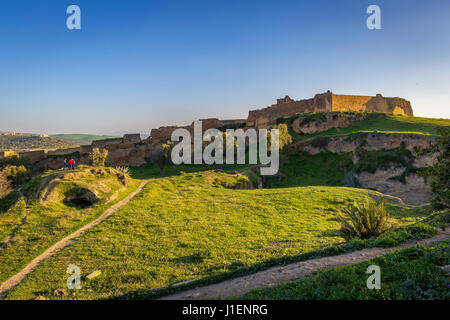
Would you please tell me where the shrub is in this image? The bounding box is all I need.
[311,136,329,148]
[267,123,293,151]
[0,170,12,199]
[338,198,392,240]
[0,154,31,171]
[89,148,109,167]
[2,165,28,186]
[155,140,174,173]
[426,127,450,210]
[115,166,131,175]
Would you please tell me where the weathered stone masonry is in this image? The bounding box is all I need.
[11,91,415,172]
[247,91,413,128]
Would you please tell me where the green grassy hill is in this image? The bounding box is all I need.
[2,169,433,300]
[0,167,140,286]
[0,114,448,300]
[50,134,119,145]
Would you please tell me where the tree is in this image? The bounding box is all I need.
[427,127,450,210]
[89,148,109,167]
[156,141,174,173]
[0,155,31,171]
[267,123,293,151]
[202,132,238,162]
[2,165,28,186]
[0,170,12,199]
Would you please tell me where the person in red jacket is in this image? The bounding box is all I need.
[68,158,75,170]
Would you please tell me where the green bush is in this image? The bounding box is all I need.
[376,222,437,247]
[427,127,450,210]
[0,170,12,199]
[271,123,292,150]
[155,141,174,173]
[2,165,28,186]
[0,155,31,171]
[338,198,392,240]
[355,147,413,173]
[89,148,108,167]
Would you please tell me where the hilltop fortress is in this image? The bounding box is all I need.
[247,91,413,128]
[2,91,414,171]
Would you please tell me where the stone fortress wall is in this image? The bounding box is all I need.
[247,91,413,128]
[5,91,415,171]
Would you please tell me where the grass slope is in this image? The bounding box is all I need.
[0,167,140,285]
[240,240,450,300]
[285,114,450,141]
[4,170,432,300]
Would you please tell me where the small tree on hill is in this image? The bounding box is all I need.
[2,165,28,186]
[156,141,174,173]
[0,170,12,199]
[427,127,450,210]
[267,123,293,151]
[89,148,108,167]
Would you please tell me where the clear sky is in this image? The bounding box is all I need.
[0,0,449,135]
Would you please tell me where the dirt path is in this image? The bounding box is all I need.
[161,228,450,300]
[0,180,148,299]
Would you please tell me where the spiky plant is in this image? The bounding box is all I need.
[338,198,392,240]
[115,166,131,175]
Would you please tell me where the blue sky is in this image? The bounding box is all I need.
[0,0,449,135]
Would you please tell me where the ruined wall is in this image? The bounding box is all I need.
[331,94,413,116]
[15,117,241,171]
[247,92,413,128]
[247,92,333,129]
[149,118,226,143]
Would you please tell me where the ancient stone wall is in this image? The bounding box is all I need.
[247,92,413,128]
[331,94,413,115]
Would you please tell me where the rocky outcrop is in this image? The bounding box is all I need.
[292,112,367,135]
[300,133,438,155]
[356,168,431,206]
[296,133,439,205]
[247,91,413,128]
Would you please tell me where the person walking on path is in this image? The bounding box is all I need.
[63,158,67,170]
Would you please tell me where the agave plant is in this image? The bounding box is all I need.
[115,166,131,175]
[338,198,392,240]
